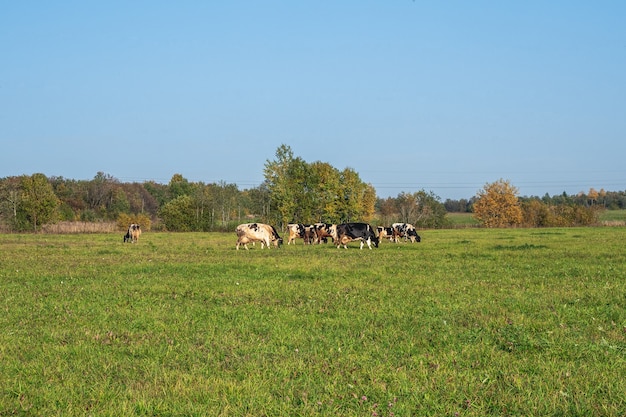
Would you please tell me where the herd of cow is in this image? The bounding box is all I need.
[235,222,421,250]
[123,221,421,250]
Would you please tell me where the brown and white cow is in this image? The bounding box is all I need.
[236,223,283,250]
[286,223,305,245]
[336,222,379,249]
[286,223,317,244]
[124,224,141,243]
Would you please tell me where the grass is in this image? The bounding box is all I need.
[445,212,479,227]
[599,209,626,225]
[1,228,625,416]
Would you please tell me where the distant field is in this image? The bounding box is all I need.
[445,212,479,227]
[599,209,626,224]
[1,228,625,416]
[447,209,626,227]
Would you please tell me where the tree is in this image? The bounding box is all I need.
[169,174,193,200]
[87,172,116,213]
[20,173,60,231]
[395,190,447,228]
[412,190,448,228]
[159,195,194,231]
[309,161,342,222]
[587,188,599,206]
[264,144,299,226]
[0,176,24,231]
[338,167,368,222]
[473,179,523,228]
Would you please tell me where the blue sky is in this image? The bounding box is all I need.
[1,1,624,200]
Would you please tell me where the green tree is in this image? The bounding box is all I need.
[20,173,60,231]
[159,195,194,231]
[0,176,25,231]
[338,168,366,222]
[309,161,342,222]
[473,179,523,228]
[264,144,301,226]
[169,174,192,199]
[87,172,116,214]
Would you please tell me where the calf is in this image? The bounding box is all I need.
[336,222,379,249]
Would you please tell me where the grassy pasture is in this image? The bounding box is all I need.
[1,228,625,416]
[445,212,479,227]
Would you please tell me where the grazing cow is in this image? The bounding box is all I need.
[236,223,283,250]
[286,223,317,245]
[286,223,305,245]
[302,224,318,244]
[336,222,379,249]
[124,224,141,243]
[392,223,421,243]
[313,223,337,244]
[376,226,398,243]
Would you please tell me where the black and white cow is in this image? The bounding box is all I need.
[313,223,337,244]
[336,222,379,249]
[236,223,283,250]
[391,223,421,243]
[376,226,397,243]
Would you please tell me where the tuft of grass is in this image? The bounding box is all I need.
[1,228,625,415]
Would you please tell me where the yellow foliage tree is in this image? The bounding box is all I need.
[473,179,523,228]
[117,213,152,231]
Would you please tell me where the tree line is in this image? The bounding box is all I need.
[0,146,622,232]
[0,145,446,232]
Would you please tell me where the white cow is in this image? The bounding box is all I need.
[236,223,283,250]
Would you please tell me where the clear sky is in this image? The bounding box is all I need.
[1,1,625,200]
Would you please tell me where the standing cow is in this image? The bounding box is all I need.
[286,223,305,245]
[336,222,379,249]
[376,226,398,243]
[391,223,421,243]
[286,223,317,245]
[123,224,141,243]
[236,223,283,250]
[313,223,337,244]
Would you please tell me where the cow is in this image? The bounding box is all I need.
[313,223,337,244]
[302,224,318,244]
[286,223,317,244]
[236,223,283,250]
[376,226,398,243]
[123,224,141,243]
[286,223,305,245]
[336,222,379,249]
[392,223,421,243]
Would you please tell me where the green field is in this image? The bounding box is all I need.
[599,209,626,224]
[445,212,479,227]
[1,228,625,416]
